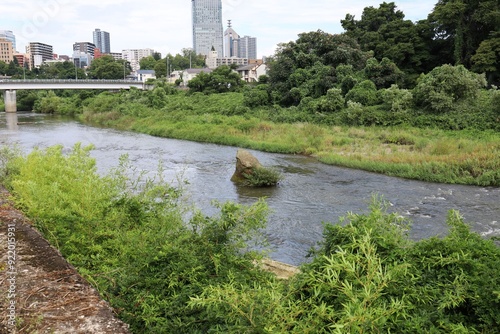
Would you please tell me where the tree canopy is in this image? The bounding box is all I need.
[267,30,370,106]
[187,66,243,94]
[88,55,129,79]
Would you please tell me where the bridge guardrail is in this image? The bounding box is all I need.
[0,79,141,84]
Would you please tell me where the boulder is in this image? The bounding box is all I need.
[231,149,262,182]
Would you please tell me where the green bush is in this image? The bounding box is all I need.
[413,64,487,113]
[242,166,283,187]
[380,84,413,112]
[345,80,380,106]
[314,88,345,113]
[243,87,270,107]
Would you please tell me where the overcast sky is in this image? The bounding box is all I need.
[1,0,437,58]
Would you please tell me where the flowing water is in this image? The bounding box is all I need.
[2,112,499,265]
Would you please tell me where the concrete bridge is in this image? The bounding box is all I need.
[0,79,151,112]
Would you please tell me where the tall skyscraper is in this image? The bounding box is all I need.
[93,29,110,54]
[224,20,240,57]
[0,30,16,51]
[239,36,257,60]
[192,0,223,56]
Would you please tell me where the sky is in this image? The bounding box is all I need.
[1,0,437,59]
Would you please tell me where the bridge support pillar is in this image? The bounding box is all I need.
[4,90,17,113]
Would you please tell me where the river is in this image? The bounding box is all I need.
[1,112,499,265]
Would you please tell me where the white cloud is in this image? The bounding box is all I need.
[1,0,436,58]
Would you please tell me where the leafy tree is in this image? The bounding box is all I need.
[380,84,413,112]
[471,32,500,85]
[413,64,487,113]
[0,60,7,75]
[428,0,500,68]
[88,55,126,79]
[152,52,162,61]
[342,2,430,77]
[364,57,404,89]
[267,30,369,106]
[188,66,243,94]
[154,61,167,78]
[314,88,345,113]
[243,86,270,107]
[139,56,157,70]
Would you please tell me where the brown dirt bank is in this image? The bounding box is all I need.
[0,187,130,334]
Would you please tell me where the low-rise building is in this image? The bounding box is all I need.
[0,38,14,64]
[235,63,267,82]
[167,68,217,86]
[136,69,156,82]
[206,49,248,69]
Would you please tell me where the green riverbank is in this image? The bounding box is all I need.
[79,97,500,186]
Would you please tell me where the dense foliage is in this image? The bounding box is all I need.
[187,66,244,94]
[1,148,499,333]
[241,166,283,187]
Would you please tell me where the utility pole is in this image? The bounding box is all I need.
[166,56,169,79]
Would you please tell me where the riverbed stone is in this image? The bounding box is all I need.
[231,149,262,182]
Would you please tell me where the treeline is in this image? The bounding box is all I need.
[1,145,499,333]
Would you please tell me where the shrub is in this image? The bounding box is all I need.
[380,84,413,112]
[314,88,344,113]
[243,87,270,107]
[413,64,487,113]
[345,80,380,106]
[242,166,283,187]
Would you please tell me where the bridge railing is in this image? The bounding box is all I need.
[0,79,142,84]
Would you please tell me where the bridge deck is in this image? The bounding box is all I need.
[0,79,148,90]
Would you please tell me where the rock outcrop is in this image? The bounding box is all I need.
[230,149,262,182]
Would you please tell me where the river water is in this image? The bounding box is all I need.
[1,112,499,265]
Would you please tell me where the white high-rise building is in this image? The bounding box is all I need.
[192,0,223,56]
[122,48,155,72]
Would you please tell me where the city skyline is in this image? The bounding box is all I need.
[0,0,437,58]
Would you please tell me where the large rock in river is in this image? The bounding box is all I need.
[231,149,262,182]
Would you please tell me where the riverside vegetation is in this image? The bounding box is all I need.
[1,144,499,333]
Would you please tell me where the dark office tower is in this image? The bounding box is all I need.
[93,28,110,54]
